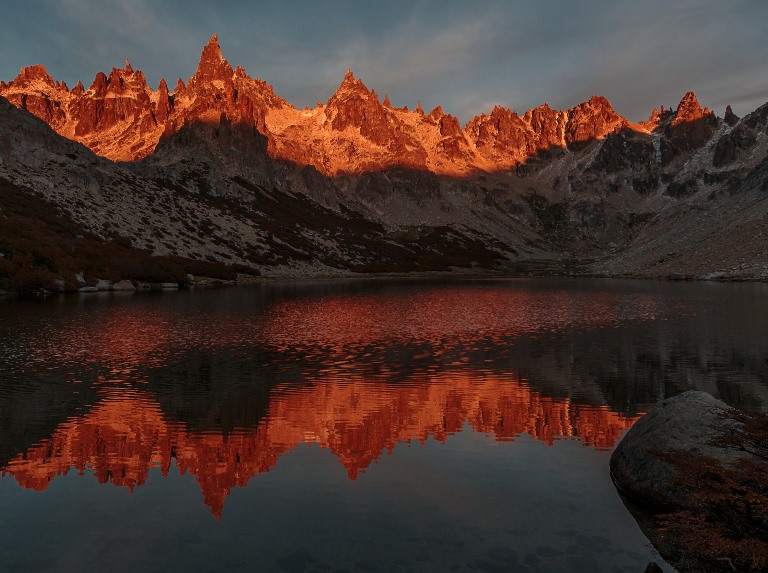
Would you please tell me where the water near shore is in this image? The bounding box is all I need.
[1,278,766,572]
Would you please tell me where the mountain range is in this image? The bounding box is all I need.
[1,35,767,290]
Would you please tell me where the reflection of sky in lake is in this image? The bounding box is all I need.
[1,278,766,572]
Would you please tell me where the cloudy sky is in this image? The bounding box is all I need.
[2,1,767,122]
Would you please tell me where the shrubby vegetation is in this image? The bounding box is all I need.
[657,411,768,572]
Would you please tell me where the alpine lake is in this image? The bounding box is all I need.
[1,277,766,573]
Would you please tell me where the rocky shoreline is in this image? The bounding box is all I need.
[5,262,768,299]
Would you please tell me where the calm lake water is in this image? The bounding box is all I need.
[1,278,766,572]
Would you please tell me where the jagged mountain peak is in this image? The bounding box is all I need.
[0,33,734,179]
[672,91,709,125]
[588,95,613,108]
[329,68,372,102]
[203,33,223,60]
[12,64,56,87]
[568,95,619,117]
[89,71,108,95]
[194,33,233,83]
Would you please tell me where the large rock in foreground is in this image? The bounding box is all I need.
[610,391,742,510]
[611,391,768,572]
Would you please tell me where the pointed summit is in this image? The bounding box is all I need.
[338,68,368,93]
[204,34,223,59]
[672,91,706,125]
[125,59,133,73]
[156,78,171,122]
[195,33,233,83]
[328,68,370,105]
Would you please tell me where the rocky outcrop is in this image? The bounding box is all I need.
[565,95,625,149]
[610,391,742,510]
[611,392,768,572]
[663,92,718,161]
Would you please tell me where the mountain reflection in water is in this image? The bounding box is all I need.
[2,377,638,518]
[1,278,766,522]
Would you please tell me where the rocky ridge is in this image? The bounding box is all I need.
[1,35,768,286]
[0,35,653,176]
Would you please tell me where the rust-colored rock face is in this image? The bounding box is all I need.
[671,91,708,126]
[0,35,714,177]
[663,91,718,159]
[565,96,625,148]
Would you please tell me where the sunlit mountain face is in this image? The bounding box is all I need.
[2,279,766,522]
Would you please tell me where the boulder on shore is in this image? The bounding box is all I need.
[611,391,768,572]
[610,391,742,510]
[111,279,136,291]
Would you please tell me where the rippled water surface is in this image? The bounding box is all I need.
[1,278,766,572]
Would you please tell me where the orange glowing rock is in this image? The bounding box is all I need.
[0,35,710,177]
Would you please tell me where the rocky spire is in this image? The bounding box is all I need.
[724,104,739,126]
[125,59,133,73]
[194,34,233,83]
[672,91,706,125]
[156,78,171,123]
[427,105,445,122]
[90,71,108,97]
[327,68,371,107]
